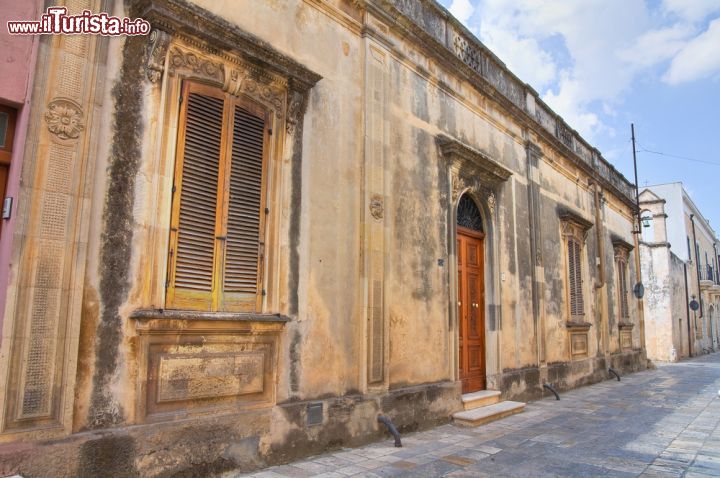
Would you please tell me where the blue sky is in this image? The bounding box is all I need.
[438,0,720,232]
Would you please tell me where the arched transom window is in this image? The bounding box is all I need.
[457,195,483,232]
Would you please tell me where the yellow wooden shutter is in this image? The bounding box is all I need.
[568,238,584,317]
[221,101,268,310]
[167,82,268,312]
[167,83,227,310]
[618,260,629,318]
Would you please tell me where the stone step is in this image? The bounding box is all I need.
[453,401,525,427]
[461,390,501,410]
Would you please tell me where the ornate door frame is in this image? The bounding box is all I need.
[437,135,512,391]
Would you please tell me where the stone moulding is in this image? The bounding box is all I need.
[566,322,591,359]
[130,309,291,324]
[437,134,512,187]
[366,0,636,208]
[134,0,321,91]
[558,206,594,232]
[611,235,634,252]
[700,280,715,291]
[130,309,287,423]
[618,323,634,351]
[438,134,511,216]
[145,29,172,83]
[137,0,321,134]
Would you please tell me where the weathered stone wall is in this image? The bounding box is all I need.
[0,0,646,475]
[641,242,674,361]
[669,252,691,358]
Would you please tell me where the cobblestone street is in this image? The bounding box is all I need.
[231,354,720,478]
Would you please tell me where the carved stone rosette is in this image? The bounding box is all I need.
[44,98,85,140]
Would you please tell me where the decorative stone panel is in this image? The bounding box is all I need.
[619,324,634,351]
[131,311,287,423]
[567,322,591,359]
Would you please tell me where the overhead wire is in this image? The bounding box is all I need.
[635,142,720,167]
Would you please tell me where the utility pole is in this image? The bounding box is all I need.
[631,124,641,234]
[630,124,646,350]
[690,214,703,319]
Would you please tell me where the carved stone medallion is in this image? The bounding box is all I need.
[44,98,84,140]
[370,194,384,220]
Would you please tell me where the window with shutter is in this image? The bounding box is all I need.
[617,259,629,319]
[166,82,268,312]
[561,216,590,321]
[567,237,584,317]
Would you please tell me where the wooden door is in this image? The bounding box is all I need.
[458,227,486,393]
[0,105,16,240]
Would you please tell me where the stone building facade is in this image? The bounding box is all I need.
[0,0,646,475]
[640,183,720,362]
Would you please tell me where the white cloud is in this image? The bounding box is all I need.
[662,0,720,23]
[448,0,475,25]
[440,0,720,140]
[543,74,603,137]
[664,18,720,84]
[473,0,650,138]
[480,25,557,90]
[618,24,694,69]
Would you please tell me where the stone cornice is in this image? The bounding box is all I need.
[364,0,637,209]
[437,134,512,185]
[640,241,671,249]
[611,235,634,252]
[558,206,594,231]
[131,309,291,323]
[639,198,666,206]
[131,0,322,92]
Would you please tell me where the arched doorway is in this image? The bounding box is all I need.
[456,194,486,393]
[710,306,715,350]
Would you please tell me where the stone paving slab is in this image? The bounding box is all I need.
[226,353,720,477]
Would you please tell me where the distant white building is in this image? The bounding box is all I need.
[639,183,720,362]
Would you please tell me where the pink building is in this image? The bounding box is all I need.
[0,0,42,336]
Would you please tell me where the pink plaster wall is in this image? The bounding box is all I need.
[0,0,41,104]
[0,0,42,337]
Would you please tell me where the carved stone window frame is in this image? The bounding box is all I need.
[437,134,512,387]
[123,0,322,424]
[136,2,321,316]
[612,237,634,326]
[157,39,290,312]
[559,209,593,326]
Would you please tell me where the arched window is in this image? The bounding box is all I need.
[457,195,483,232]
[640,210,655,243]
